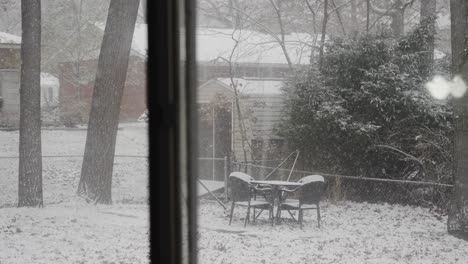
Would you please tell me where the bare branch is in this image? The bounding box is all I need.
[330,0,347,35]
[368,0,398,16]
[327,0,353,15]
[368,1,400,31]
[374,144,423,167]
[268,0,293,70]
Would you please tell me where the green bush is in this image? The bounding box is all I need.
[279,22,453,208]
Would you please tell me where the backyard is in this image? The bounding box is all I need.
[0,123,149,263]
[198,198,468,264]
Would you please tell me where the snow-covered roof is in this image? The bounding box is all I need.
[217,77,284,95]
[41,73,59,88]
[197,28,314,65]
[0,32,21,45]
[99,25,314,65]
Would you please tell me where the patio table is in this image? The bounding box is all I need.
[251,180,302,224]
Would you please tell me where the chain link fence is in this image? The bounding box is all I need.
[199,158,454,212]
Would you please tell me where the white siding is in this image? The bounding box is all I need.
[198,79,286,162]
[0,70,20,115]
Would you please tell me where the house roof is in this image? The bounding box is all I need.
[128,25,314,65]
[197,28,314,65]
[41,73,59,88]
[0,31,21,45]
[216,77,284,95]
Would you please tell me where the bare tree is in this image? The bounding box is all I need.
[268,0,294,70]
[369,0,415,38]
[448,0,468,239]
[366,0,370,32]
[351,0,359,34]
[318,0,329,68]
[0,0,21,34]
[18,0,43,207]
[419,0,436,76]
[77,0,140,204]
[331,0,347,35]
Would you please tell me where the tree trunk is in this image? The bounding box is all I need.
[351,0,358,35]
[18,0,43,207]
[420,0,436,76]
[366,0,370,32]
[448,0,468,239]
[77,0,140,204]
[391,9,404,38]
[368,0,409,38]
[319,0,329,68]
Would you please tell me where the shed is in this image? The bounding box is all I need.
[197,77,287,179]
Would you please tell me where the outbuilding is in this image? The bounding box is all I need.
[197,77,288,179]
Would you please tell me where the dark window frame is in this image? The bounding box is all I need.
[149,0,197,263]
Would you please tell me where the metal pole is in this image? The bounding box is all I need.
[212,107,216,180]
[224,156,228,201]
[263,150,297,180]
[198,179,226,209]
[286,150,300,182]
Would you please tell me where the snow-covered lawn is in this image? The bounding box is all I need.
[0,202,149,264]
[0,123,149,263]
[198,199,468,264]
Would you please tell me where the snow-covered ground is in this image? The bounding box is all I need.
[0,123,149,263]
[198,199,468,264]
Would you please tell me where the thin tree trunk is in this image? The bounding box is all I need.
[420,0,436,76]
[78,0,140,204]
[18,0,43,207]
[391,9,404,38]
[351,0,358,35]
[366,0,370,32]
[331,0,347,36]
[368,0,409,38]
[304,0,318,64]
[269,0,294,71]
[319,0,329,68]
[448,0,468,239]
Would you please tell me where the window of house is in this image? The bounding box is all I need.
[47,87,53,103]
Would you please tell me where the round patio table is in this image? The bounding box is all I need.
[251,180,302,224]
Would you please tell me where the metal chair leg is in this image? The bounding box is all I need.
[299,210,303,229]
[244,206,250,227]
[317,203,321,228]
[276,206,281,224]
[270,208,274,226]
[229,201,235,225]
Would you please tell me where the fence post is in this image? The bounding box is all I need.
[224,156,228,201]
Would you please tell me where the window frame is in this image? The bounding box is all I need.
[149,0,197,263]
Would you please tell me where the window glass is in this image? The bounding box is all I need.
[195,0,468,263]
[0,1,149,263]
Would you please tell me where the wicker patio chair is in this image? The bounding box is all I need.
[228,172,274,227]
[276,175,325,229]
